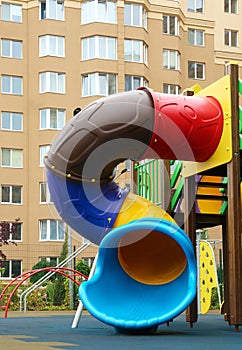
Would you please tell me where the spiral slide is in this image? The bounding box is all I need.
[45,87,224,332]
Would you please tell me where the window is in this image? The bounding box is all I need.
[1,39,22,59]
[124,40,148,64]
[39,35,65,57]
[125,159,131,171]
[1,148,23,168]
[82,0,116,24]
[39,256,59,264]
[82,36,117,60]
[224,0,238,13]
[163,84,181,95]
[124,3,147,29]
[0,260,22,279]
[40,0,64,20]
[163,50,180,70]
[82,73,117,96]
[1,185,22,204]
[39,72,65,93]
[11,222,22,241]
[163,15,179,36]
[1,75,23,95]
[188,0,203,13]
[188,29,204,46]
[1,112,23,131]
[40,108,65,129]
[125,75,148,91]
[1,2,22,22]
[40,145,51,166]
[40,182,53,203]
[188,61,205,79]
[39,219,65,241]
[224,29,238,47]
[0,222,22,241]
[82,257,95,267]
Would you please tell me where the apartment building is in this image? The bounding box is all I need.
[0,0,242,279]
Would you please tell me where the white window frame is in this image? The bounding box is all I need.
[124,39,148,64]
[1,185,22,204]
[1,112,23,131]
[1,148,23,168]
[163,49,180,70]
[224,0,238,14]
[39,0,64,20]
[163,15,179,36]
[39,256,59,264]
[82,0,116,24]
[39,219,65,241]
[1,39,23,59]
[82,36,117,60]
[1,222,23,241]
[40,145,51,167]
[125,75,148,91]
[124,3,147,29]
[187,0,204,13]
[188,61,205,80]
[188,28,204,46]
[224,29,238,47]
[82,256,95,267]
[0,260,22,279]
[39,72,65,94]
[39,108,65,130]
[163,83,181,95]
[8,222,22,241]
[39,35,65,57]
[1,2,22,22]
[82,72,117,96]
[40,182,53,203]
[1,75,23,95]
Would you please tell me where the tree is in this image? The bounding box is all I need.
[52,233,68,306]
[30,259,57,284]
[75,259,90,277]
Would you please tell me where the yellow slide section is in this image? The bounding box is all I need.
[113,192,187,285]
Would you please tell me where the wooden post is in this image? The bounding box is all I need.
[183,89,198,326]
[184,175,198,326]
[224,63,242,330]
[130,160,138,194]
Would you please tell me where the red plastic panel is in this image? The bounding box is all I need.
[141,89,224,162]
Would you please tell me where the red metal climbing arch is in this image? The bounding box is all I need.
[0,267,88,318]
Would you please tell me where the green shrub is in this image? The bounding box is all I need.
[30,259,57,284]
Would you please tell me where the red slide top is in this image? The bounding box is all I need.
[141,89,224,163]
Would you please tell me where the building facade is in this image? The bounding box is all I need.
[0,0,242,278]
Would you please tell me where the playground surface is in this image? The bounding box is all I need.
[0,311,241,350]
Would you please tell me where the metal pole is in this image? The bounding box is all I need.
[196,229,202,315]
[67,225,73,309]
[73,245,77,309]
[71,253,98,328]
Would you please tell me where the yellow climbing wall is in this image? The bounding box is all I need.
[200,240,219,314]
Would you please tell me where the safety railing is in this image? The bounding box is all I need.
[136,158,229,216]
[20,241,91,312]
[136,159,184,213]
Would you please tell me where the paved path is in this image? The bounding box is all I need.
[0,312,241,350]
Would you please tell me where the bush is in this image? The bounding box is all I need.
[210,287,220,310]
[52,276,66,306]
[75,260,90,278]
[30,259,58,284]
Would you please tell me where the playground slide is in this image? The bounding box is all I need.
[45,87,224,332]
